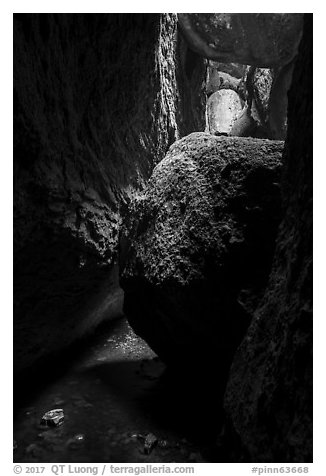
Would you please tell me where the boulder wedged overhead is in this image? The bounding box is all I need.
[13,13,206,372]
[178,13,303,68]
[120,133,283,379]
[179,13,302,140]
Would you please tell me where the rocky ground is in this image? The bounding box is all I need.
[14,318,210,463]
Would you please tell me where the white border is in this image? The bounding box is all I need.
[2,2,324,473]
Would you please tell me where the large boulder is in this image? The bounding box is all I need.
[120,133,283,380]
[14,13,206,373]
[222,14,313,463]
[178,13,303,68]
[206,90,243,135]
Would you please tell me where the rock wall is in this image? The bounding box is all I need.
[223,14,313,463]
[180,14,303,141]
[268,62,295,139]
[13,13,206,373]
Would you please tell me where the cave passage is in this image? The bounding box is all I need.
[13,13,312,464]
[14,317,219,463]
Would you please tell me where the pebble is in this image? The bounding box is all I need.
[40,409,64,427]
[66,434,85,450]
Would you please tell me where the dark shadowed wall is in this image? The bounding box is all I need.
[13,13,206,373]
[224,14,313,463]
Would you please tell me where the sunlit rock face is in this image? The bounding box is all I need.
[223,14,312,463]
[180,13,302,140]
[13,13,206,373]
[120,133,283,383]
[178,13,303,67]
[205,61,292,140]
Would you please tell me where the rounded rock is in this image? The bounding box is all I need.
[207,90,243,135]
[178,13,303,67]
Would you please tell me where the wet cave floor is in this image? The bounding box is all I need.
[13,318,215,463]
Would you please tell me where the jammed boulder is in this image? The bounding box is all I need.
[206,62,290,140]
[13,13,206,373]
[178,13,303,68]
[206,90,243,135]
[120,133,283,380]
[223,14,312,463]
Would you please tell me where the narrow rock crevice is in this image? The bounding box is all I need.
[14,13,206,373]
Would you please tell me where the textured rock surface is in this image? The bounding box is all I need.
[268,62,295,139]
[179,14,302,141]
[242,65,293,140]
[229,106,258,138]
[206,90,243,135]
[223,14,312,463]
[14,13,206,373]
[210,62,247,79]
[206,62,289,140]
[178,13,303,67]
[120,133,283,380]
[252,68,274,126]
[206,67,241,97]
